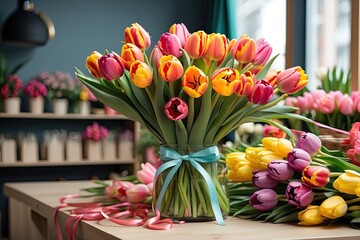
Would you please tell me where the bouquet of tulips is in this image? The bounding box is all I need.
[75,22,309,224]
[225,125,360,228]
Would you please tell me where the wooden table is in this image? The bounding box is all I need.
[3,180,360,240]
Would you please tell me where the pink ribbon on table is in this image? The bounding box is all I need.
[53,194,178,240]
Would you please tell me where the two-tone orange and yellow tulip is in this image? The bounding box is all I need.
[124,23,151,51]
[184,31,208,59]
[120,43,145,70]
[232,34,256,64]
[85,51,103,79]
[182,66,208,98]
[129,60,153,88]
[236,71,255,98]
[211,67,240,96]
[158,55,184,82]
[205,33,228,62]
[277,66,308,94]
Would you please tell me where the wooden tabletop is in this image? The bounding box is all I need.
[4,180,360,240]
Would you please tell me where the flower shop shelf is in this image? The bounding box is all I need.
[0,112,129,120]
[4,180,360,240]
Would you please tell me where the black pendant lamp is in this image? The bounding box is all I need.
[2,0,55,47]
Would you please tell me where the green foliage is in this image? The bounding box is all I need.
[318,67,351,94]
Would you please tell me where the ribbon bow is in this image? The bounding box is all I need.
[154,145,225,225]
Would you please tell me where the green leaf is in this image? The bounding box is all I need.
[256,54,279,79]
[274,211,299,223]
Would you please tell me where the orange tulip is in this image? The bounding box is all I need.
[211,67,240,96]
[232,34,256,64]
[182,66,208,98]
[129,60,153,88]
[120,43,145,70]
[85,51,103,79]
[158,55,184,82]
[184,31,208,59]
[205,33,228,62]
[124,23,151,51]
[235,71,255,98]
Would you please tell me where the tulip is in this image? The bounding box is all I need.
[302,166,330,188]
[184,30,208,59]
[316,95,335,114]
[211,67,240,96]
[346,148,360,167]
[298,205,325,225]
[262,137,293,158]
[249,189,278,211]
[276,66,308,94]
[253,38,272,66]
[164,97,188,121]
[263,124,286,138]
[265,70,280,87]
[348,122,360,149]
[268,160,294,181]
[245,147,283,170]
[252,170,279,189]
[98,51,124,81]
[339,94,355,115]
[85,51,103,79]
[137,162,156,185]
[126,184,150,203]
[158,55,184,82]
[232,34,256,64]
[205,33,228,62]
[124,22,151,51]
[319,196,348,219]
[295,132,322,156]
[169,23,190,48]
[333,170,360,195]
[129,60,153,88]
[105,180,135,201]
[120,43,145,70]
[286,181,314,208]
[226,152,254,181]
[150,45,163,67]
[236,71,255,98]
[287,148,312,172]
[248,79,274,104]
[158,32,182,58]
[182,66,208,98]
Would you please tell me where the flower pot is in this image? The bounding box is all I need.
[29,97,44,114]
[153,145,229,222]
[84,139,102,161]
[4,97,21,114]
[78,100,91,115]
[52,99,68,115]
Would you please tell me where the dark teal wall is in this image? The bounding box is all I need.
[0,0,209,82]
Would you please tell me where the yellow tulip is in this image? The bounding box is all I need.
[85,51,103,79]
[333,170,360,196]
[211,67,240,96]
[319,196,348,219]
[120,43,145,70]
[245,147,283,170]
[262,137,293,158]
[226,152,254,181]
[298,205,325,226]
[181,66,208,98]
[129,60,153,88]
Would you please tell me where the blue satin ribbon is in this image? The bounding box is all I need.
[154,145,225,226]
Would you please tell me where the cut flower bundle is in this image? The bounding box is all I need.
[76,22,308,224]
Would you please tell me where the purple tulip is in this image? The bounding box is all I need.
[286,181,314,208]
[295,132,322,156]
[252,170,279,189]
[287,148,312,172]
[268,160,294,181]
[249,189,278,211]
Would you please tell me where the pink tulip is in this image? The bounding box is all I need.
[316,95,335,114]
[158,33,182,58]
[164,97,188,121]
[248,79,274,104]
[253,38,272,66]
[249,189,278,211]
[137,162,156,184]
[126,184,150,203]
[351,91,360,112]
[150,45,164,67]
[295,132,322,156]
[98,51,125,81]
[339,94,354,115]
[169,23,190,48]
[276,66,308,94]
[105,180,135,201]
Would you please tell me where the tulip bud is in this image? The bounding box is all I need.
[120,43,145,70]
[129,60,153,88]
[184,31,208,59]
[150,45,164,68]
[169,23,190,48]
[286,181,314,208]
[302,166,330,188]
[124,23,151,51]
[137,162,156,185]
[319,196,347,219]
[98,51,124,81]
[211,67,240,96]
[249,189,278,211]
[85,51,103,79]
[164,97,188,121]
[252,170,279,189]
[236,71,255,98]
[295,132,322,156]
[232,34,256,64]
[105,180,135,201]
[182,66,208,98]
[126,184,150,203]
[268,160,294,181]
[253,38,272,66]
[248,79,274,104]
[158,55,184,82]
[265,70,280,87]
[158,32,182,58]
[205,33,228,62]
[298,205,325,226]
[277,66,308,94]
[226,152,254,182]
[339,94,354,115]
[245,147,283,170]
[333,170,360,195]
[287,148,312,172]
[346,149,360,167]
[262,137,293,158]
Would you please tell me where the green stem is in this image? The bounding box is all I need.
[187,97,194,133]
[346,198,360,205]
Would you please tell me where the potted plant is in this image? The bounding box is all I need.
[24,78,47,114]
[0,74,23,114]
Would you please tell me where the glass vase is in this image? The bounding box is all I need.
[153,144,229,222]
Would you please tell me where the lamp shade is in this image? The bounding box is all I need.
[2,0,55,47]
